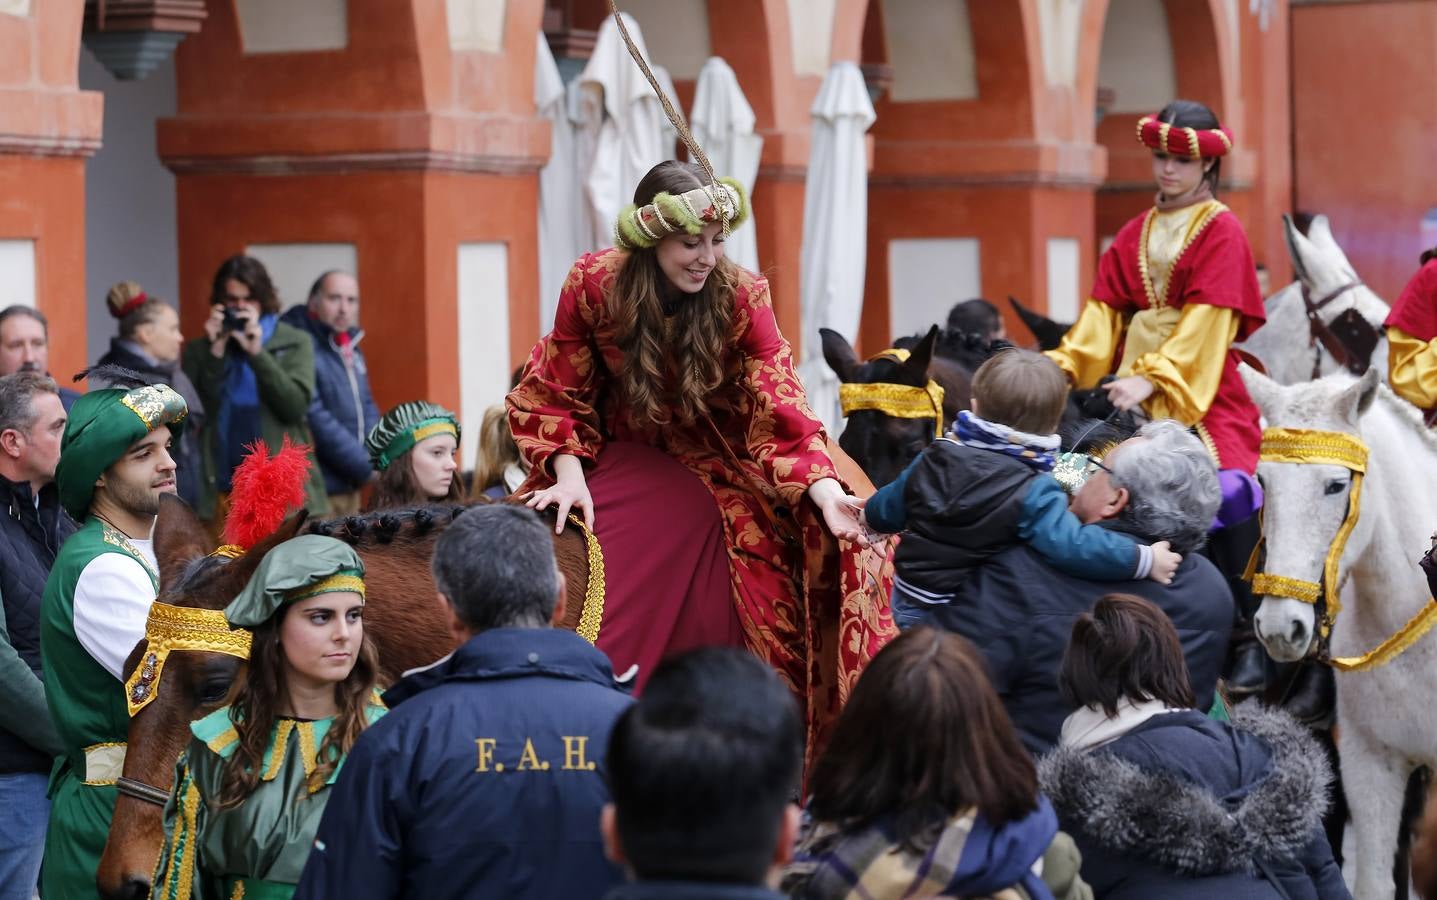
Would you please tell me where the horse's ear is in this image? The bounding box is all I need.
[1238,362,1282,418]
[1351,367,1381,418]
[904,326,938,378]
[1007,296,1069,351]
[1284,214,1318,285]
[819,328,861,383]
[154,494,213,594]
[216,510,312,594]
[1305,214,1361,281]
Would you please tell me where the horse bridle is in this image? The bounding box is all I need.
[1300,279,1374,380]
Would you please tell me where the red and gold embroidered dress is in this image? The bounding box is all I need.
[1047,199,1267,473]
[508,249,895,752]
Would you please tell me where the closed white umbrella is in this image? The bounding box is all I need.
[534,32,589,330]
[578,13,674,251]
[690,57,763,273]
[796,62,876,435]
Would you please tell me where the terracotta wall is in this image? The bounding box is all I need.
[1292,0,1435,303]
[0,1,100,382]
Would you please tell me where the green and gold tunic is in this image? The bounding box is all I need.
[155,698,386,900]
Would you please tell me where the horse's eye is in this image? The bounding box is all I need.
[197,679,231,704]
[1324,479,1347,496]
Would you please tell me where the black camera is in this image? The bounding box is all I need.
[222,308,247,333]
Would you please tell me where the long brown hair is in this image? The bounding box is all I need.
[613,161,740,427]
[367,447,464,511]
[807,627,1039,850]
[471,405,520,497]
[216,613,380,807]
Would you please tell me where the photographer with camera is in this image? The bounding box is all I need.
[181,255,327,524]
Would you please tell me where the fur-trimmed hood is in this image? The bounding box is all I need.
[1038,704,1332,877]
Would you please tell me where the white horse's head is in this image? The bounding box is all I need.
[1241,364,1381,660]
[1285,214,1390,327]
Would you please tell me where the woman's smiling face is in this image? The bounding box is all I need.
[656,222,726,294]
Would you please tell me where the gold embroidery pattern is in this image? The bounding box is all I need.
[297,721,322,793]
[125,602,253,716]
[288,573,365,603]
[263,721,294,781]
[102,526,159,581]
[1137,200,1227,310]
[119,384,187,431]
[570,514,606,645]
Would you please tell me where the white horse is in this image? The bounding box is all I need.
[1240,215,1390,384]
[1242,365,1437,899]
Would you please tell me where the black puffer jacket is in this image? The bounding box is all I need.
[893,439,1035,597]
[0,473,75,772]
[1040,706,1350,900]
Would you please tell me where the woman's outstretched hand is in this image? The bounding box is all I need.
[525,454,593,534]
[808,478,871,548]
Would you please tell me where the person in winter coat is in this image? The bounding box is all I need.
[294,504,632,900]
[861,350,1180,629]
[182,255,327,521]
[1040,594,1349,900]
[781,627,1091,900]
[942,420,1233,754]
[94,281,206,508]
[279,271,380,517]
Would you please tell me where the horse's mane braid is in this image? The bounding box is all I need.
[303,504,474,547]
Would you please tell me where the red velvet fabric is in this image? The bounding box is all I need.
[1386,259,1437,340]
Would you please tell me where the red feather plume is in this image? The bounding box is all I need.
[222,438,312,550]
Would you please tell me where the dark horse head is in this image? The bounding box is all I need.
[821,325,966,488]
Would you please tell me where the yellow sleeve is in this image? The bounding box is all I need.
[1045,299,1125,388]
[1129,304,1240,425]
[1387,326,1437,410]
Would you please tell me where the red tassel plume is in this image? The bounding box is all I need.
[222,437,313,551]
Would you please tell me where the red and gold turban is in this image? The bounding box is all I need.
[1136,115,1234,160]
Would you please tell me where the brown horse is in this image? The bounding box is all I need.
[96,495,590,900]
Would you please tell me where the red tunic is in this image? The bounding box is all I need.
[1386,259,1437,340]
[507,249,895,756]
[1093,207,1266,473]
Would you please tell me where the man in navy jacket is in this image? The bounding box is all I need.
[280,271,379,516]
[295,504,631,900]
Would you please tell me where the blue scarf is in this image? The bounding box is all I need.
[954,410,1060,472]
[224,313,278,407]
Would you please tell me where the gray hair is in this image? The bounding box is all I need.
[1107,420,1220,554]
[431,504,561,631]
[0,371,59,436]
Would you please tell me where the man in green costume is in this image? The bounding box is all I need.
[39,381,187,899]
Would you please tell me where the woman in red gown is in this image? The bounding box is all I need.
[507,160,894,755]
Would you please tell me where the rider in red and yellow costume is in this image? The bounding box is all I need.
[1047,101,1266,479]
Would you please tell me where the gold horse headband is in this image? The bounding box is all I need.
[838,349,946,438]
[125,602,252,717]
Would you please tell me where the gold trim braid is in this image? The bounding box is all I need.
[288,573,366,602]
[569,514,606,645]
[125,603,253,717]
[839,382,947,438]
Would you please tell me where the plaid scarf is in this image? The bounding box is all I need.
[953,411,1060,472]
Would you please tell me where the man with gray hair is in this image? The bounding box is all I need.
[0,371,72,897]
[940,419,1234,754]
[296,504,631,900]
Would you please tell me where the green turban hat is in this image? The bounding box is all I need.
[56,384,188,521]
[224,535,366,629]
[365,401,460,471]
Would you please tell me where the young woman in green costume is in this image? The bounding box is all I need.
[154,535,385,899]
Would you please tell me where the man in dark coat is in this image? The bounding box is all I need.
[295,504,632,900]
[0,372,73,895]
[280,271,380,517]
[940,420,1234,754]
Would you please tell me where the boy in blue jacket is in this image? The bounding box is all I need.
[862,349,1179,629]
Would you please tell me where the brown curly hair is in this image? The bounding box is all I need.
[613,161,740,427]
[216,610,380,808]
